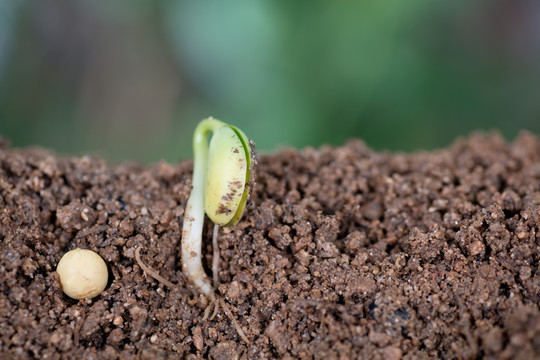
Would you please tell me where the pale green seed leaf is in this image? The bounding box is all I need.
[205,126,249,226]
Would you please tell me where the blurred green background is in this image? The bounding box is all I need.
[0,0,539,163]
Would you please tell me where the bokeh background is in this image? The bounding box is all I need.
[1,0,539,163]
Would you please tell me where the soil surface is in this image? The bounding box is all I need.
[1,132,539,359]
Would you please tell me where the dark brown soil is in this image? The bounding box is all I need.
[1,132,539,359]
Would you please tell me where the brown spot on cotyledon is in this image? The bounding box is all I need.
[190,251,198,258]
[222,183,239,201]
[233,148,239,153]
[217,204,232,215]
[229,180,243,190]
[222,191,235,202]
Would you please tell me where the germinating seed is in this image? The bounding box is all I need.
[181,117,255,299]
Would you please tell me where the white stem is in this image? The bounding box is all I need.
[212,223,220,289]
[181,118,224,299]
[181,195,213,298]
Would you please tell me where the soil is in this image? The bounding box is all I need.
[1,132,539,359]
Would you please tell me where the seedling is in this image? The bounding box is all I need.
[181,117,255,299]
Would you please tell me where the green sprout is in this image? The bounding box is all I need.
[181,117,255,299]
